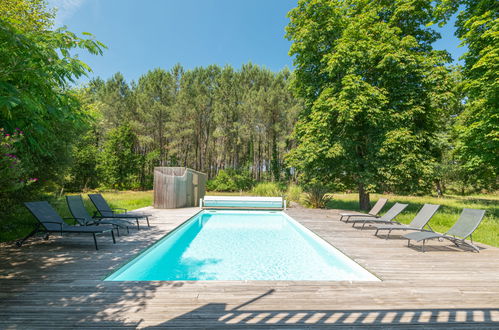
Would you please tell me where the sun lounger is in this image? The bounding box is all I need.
[404,208,486,252]
[374,204,440,238]
[66,195,136,235]
[349,203,408,229]
[88,194,151,229]
[18,201,116,250]
[339,198,388,222]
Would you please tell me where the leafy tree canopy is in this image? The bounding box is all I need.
[0,0,54,32]
[286,0,455,209]
[0,0,105,185]
[435,0,498,187]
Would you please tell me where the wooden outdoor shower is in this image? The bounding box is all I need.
[153,167,207,208]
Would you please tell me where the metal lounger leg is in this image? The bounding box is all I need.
[111,230,116,244]
[422,240,425,252]
[93,233,98,250]
[386,229,392,240]
[146,216,150,227]
[452,238,480,253]
[16,226,42,247]
[136,219,140,230]
[467,242,480,253]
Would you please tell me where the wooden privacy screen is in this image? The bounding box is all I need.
[153,167,207,208]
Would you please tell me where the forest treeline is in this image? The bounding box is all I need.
[69,65,301,191]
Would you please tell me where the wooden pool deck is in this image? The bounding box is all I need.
[1,207,498,329]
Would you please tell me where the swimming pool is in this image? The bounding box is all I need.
[106,210,379,281]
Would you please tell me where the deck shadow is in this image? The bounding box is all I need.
[146,297,499,328]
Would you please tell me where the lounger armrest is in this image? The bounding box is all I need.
[95,210,116,217]
[349,214,377,219]
[41,221,64,234]
[64,217,89,225]
[112,207,127,213]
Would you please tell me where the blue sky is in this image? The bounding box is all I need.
[48,0,466,84]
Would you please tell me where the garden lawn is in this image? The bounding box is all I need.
[327,193,499,247]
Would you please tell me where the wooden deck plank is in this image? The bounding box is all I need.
[0,206,498,328]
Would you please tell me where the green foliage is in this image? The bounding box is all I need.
[251,182,282,197]
[302,184,332,209]
[434,0,498,190]
[65,131,100,191]
[73,63,300,190]
[285,183,303,203]
[206,169,254,192]
[0,128,36,195]
[453,1,498,189]
[286,0,455,209]
[0,0,105,188]
[0,0,104,238]
[0,0,54,32]
[135,68,175,166]
[98,125,140,190]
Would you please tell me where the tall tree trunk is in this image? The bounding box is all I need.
[358,183,370,211]
[435,180,443,198]
[158,108,164,166]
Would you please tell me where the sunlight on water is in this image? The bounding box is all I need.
[106,211,379,281]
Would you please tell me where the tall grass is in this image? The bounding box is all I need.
[327,193,499,247]
[251,182,283,197]
[285,184,303,202]
[302,185,332,208]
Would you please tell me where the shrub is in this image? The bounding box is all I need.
[207,169,254,192]
[251,182,282,197]
[303,184,332,208]
[0,128,36,195]
[98,125,140,190]
[285,183,303,203]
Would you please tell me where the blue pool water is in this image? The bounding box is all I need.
[106,210,379,281]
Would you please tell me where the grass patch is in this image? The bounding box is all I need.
[251,182,282,197]
[327,193,499,247]
[0,191,153,243]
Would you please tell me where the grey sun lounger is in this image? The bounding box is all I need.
[349,203,409,229]
[89,194,151,229]
[404,208,486,252]
[18,201,116,250]
[340,198,388,222]
[374,203,440,238]
[66,195,137,235]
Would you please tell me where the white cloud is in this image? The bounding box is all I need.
[48,0,86,26]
